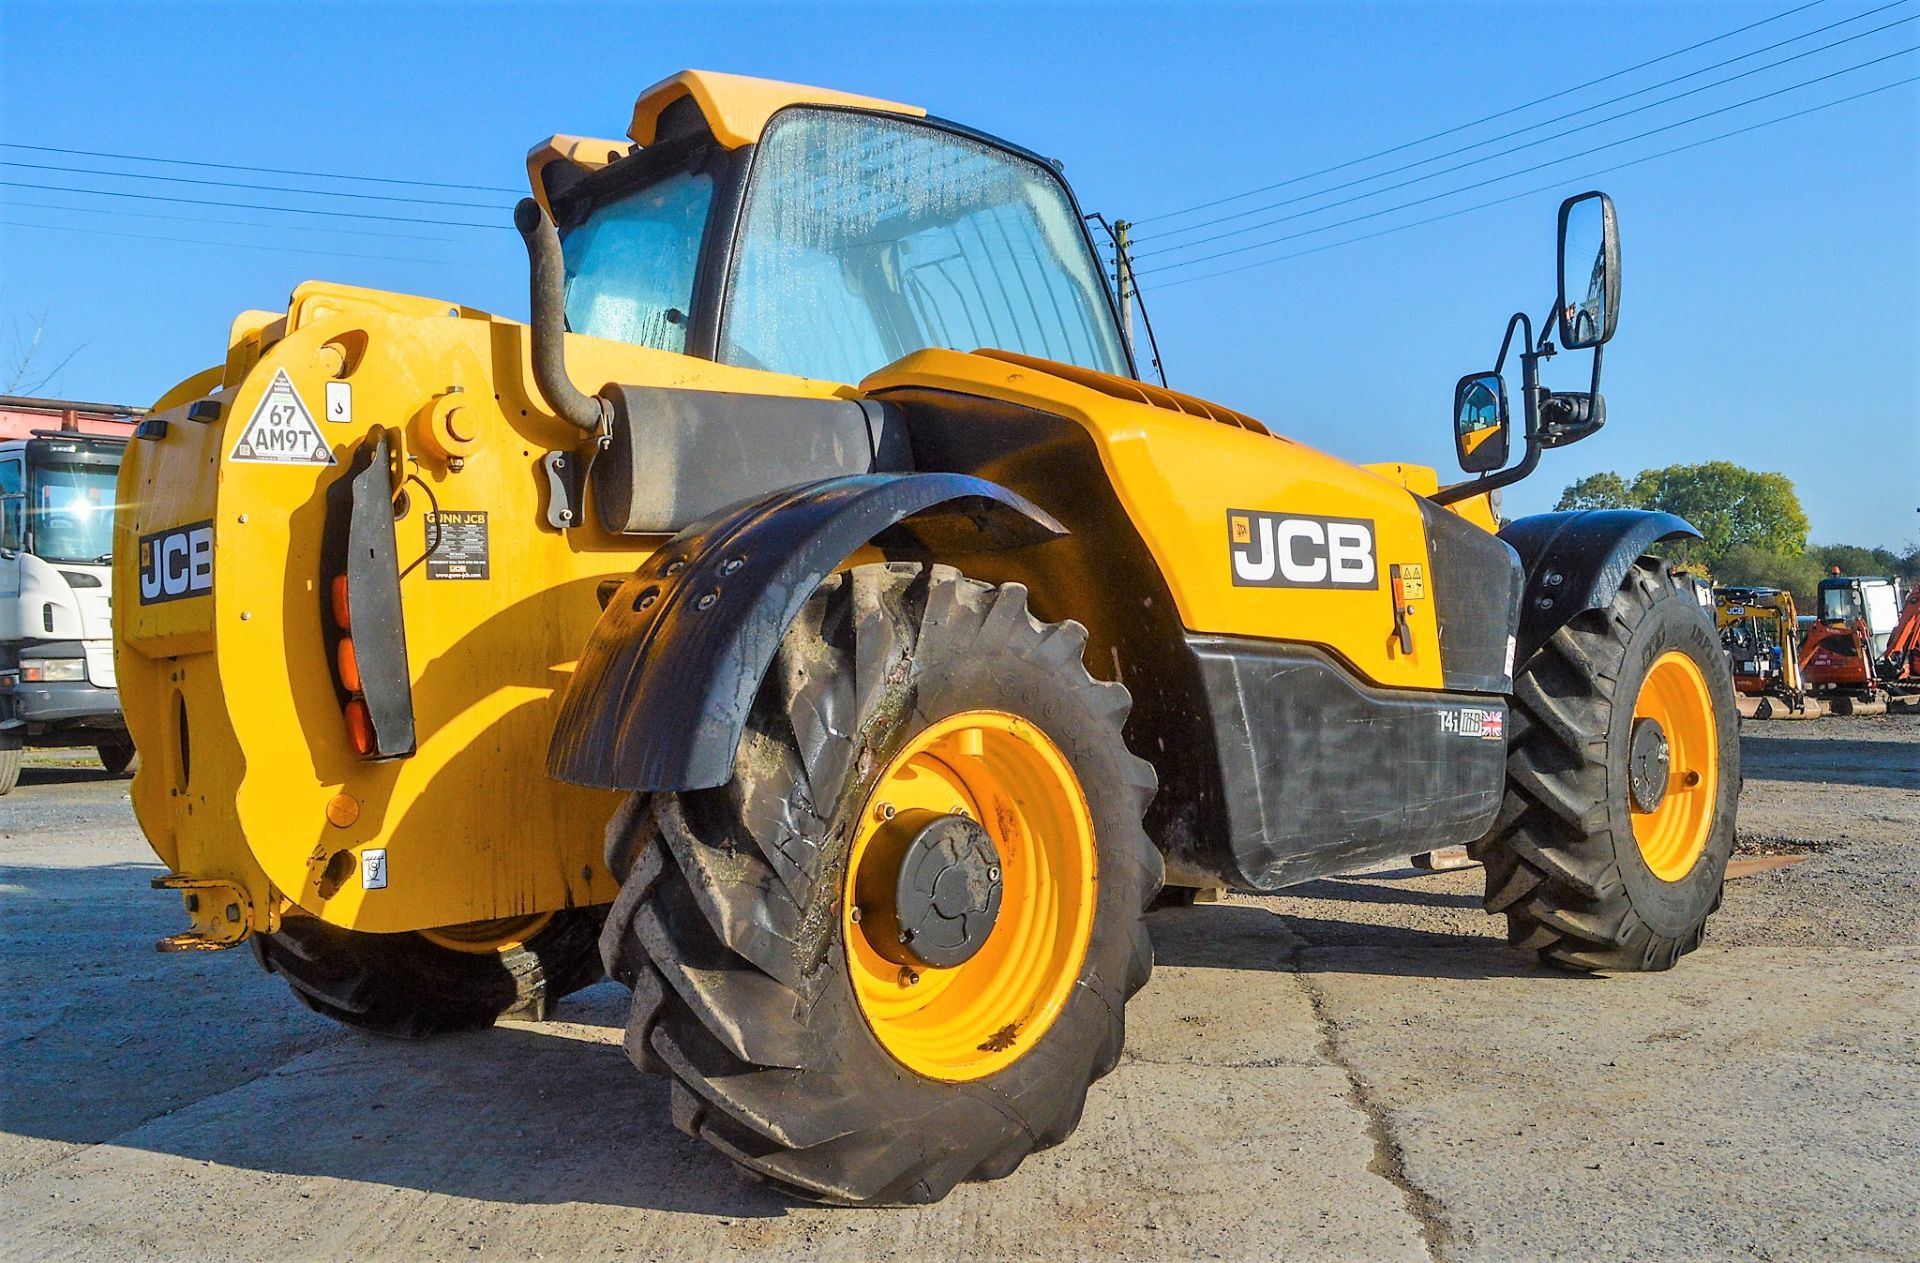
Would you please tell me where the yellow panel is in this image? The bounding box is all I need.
[862,349,1452,690]
[118,283,853,936]
[523,134,632,218]
[627,69,924,149]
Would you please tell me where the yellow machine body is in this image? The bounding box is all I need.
[116,71,1502,941]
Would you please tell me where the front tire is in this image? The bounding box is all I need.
[1475,556,1738,971]
[602,563,1160,1204]
[253,909,607,1038]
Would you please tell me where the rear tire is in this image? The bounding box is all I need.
[253,909,607,1038]
[0,735,20,796]
[1474,556,1738,971]
[602,563,1160,1204]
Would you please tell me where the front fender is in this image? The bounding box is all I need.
[548,473,1065,792]
[1499,508,1700,663]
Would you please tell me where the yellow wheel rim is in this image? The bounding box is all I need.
[1629,651,1719,882]
[417,912,553,955]
[844,710,1096,1082]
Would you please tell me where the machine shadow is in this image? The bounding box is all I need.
[1148,900,1573,981]
[0,857,788,1217]
[1740,735,1919,791]
[14,760,122,788]
[1277,876,1484,910]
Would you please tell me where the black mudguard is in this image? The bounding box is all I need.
[1499,509,1700,663]
[547,472,1065,792]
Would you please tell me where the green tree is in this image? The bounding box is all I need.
[1713,545,1821,603]
[1554,471,1636,511]
[1809,543,1911,579]
[1552,462,1810,565]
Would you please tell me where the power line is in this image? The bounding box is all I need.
[1131,0,1836,226]
[1136,0,1914,247]
[0,159,512,210]
[0,179,512,231]
[1137,14,1918,262]
[1138,42,1919,278]
[1148,72,1920,291]
[0,141,522,196]
[0,196,484,246]
[0,217,514,270]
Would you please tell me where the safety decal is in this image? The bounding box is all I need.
[136,519,214,604]
[324,380,353,424]
[1227,509,1378,590]
[230,368,336,465]
[1441,707,1506,741]
[424,510,489,580]
[361,849,389,891]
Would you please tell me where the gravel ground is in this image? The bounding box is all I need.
[2,716,1915,1262]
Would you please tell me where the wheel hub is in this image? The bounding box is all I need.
[1627,716,1671,813]
[859,810,1003,970]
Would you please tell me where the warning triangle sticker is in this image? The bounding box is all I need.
[230,368,336,466]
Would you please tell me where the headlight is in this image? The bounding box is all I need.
[21,659,86,683]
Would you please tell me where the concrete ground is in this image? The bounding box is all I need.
[2,717,1915,1262]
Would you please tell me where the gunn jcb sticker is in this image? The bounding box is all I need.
[1228,510,1379,589]
[138,520,214,604]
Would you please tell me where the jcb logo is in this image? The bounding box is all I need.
[137,521,214,604]
[1227,510,1378,589]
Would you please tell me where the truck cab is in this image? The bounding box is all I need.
[1,403,139,792]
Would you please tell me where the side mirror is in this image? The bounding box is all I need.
[1453,372,1510,473]
[0,494,23,555]
[1556,191,1619,350]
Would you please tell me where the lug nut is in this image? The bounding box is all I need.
[876,801,897,821]
[898,967,920,986]
[849,906,863,924]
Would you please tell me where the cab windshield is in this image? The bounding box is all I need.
[721,110,1129,383]
[27,460,118,564]
[1819,584,1863,624]
[554,108,1131,385]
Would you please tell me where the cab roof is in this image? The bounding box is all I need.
[526,70,927,213]
[627,69,924,149]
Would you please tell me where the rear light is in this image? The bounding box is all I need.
[336,638,362,694]
[342,698,375,756]
[330,574,351,630]
[327,581,370,753]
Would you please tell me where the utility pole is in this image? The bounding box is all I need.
[1113,219,1135,358]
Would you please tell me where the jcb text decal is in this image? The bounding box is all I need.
[1227,510,1378,589]
[138,520,214,604]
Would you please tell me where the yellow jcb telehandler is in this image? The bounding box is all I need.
[115,70,1738,1204]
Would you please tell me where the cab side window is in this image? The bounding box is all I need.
[0,458,24,553]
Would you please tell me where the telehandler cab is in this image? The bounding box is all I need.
[116,70,1738,1204]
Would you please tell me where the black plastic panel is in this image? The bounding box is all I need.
[1189,636,1507,891]
[547,472,1065,792]
[1417,498,1524,693]
[329,434,415,759]
[1499,509,1699,663]
[594,384,908,534]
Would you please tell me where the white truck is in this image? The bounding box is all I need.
[1,398,139,794]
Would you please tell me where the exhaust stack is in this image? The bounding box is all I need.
[514,197,612,435]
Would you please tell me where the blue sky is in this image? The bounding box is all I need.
[2,1,1915,547]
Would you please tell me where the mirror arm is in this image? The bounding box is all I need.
[1433,312,1544,506]
[1491,311,1530,377]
